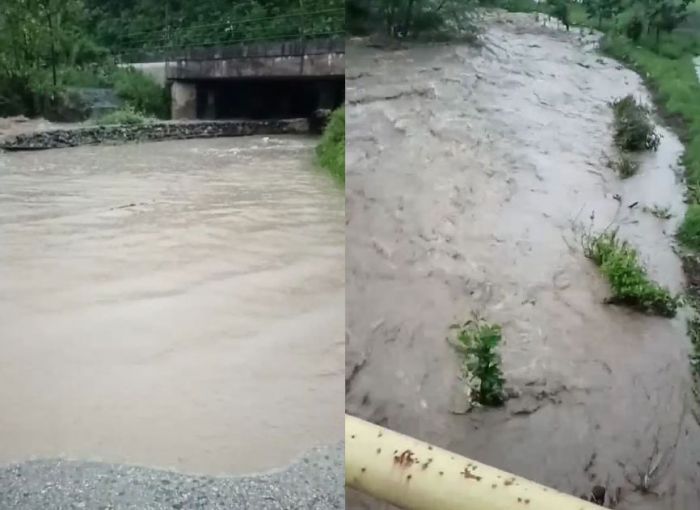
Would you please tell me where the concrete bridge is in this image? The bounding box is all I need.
[162,37,344,120]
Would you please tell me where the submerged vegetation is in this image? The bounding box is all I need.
[643,204,674,219]
[451,318,505,407]
[583,230,680,317]
[316,108,345,184]
[610,153,640,178]
[610,95,661,151]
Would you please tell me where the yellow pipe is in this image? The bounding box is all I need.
[345,414,600,510]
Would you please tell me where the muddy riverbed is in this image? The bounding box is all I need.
[346,12,700,509]
[0,136,344,476]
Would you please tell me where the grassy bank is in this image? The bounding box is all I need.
[316,108,345,184]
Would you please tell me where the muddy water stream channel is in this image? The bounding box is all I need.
[0,136,344,476]
[346,12,700,509]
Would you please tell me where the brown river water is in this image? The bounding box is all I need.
[0,136,344,475]
[346,12,700,509]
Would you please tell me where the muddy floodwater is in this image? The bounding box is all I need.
[0,136,344,475]
[346,12,700,509]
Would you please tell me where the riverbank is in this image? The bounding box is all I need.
[0,443,343,510]
[0,118,310,151]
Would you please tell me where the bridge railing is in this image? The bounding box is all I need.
[113,6,344,64]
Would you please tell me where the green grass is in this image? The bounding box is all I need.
[583,230,680,317]
[610,95,660,151]
[316,107,345,184]
[451,318,505,407]
[93,105,152,126]
[678,205,700,250]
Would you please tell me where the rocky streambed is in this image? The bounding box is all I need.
[346,12,700,509]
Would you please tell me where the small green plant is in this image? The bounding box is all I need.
[643,204,673,220]
[93,105,152,126]
[612,153,640,178]
[610,95,661,152]
[452,318,505,407]
[583,229,679,317]
[316,107,345,184]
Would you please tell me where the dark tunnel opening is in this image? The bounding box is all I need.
[194,77,344,122]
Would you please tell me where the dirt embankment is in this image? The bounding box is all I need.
[346,12,700,509]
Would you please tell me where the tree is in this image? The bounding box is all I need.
[582,0,624,29]
[646,0,693,45]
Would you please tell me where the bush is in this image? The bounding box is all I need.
[93,105,152,125]
[453,318,505,407]
[678,205,700,251]
[316,107,345,183]
[113,68,169,119]
[583,230,679,317]
[611,95,661,151]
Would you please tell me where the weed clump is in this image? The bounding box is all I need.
[583,230,679,317]
[452,318,505,407]
[611,95,660,152]
[93,105,152,126]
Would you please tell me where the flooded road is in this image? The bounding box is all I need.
[346,12,700,509]
[0,136,344,476]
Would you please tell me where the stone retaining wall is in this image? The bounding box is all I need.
[0,119,309,151]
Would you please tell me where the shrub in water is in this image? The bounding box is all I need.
[453,319,505,407]
[611,95,660,152]
[583,230,679,317]
[613,154,640,178]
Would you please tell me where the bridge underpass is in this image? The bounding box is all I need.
[165,38,344,121]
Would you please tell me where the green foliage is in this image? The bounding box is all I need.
[549,0,572,29]
[453,318,505,407]
[316,108,345,184]
[86,0,344,53]
[93,105,152,125]
[610,95,661,151]
[583,230,680,316]
[113,68,169,119]
[678,205,700,250]
[347,0,479,40]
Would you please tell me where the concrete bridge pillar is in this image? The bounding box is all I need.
[171,81,197,120]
